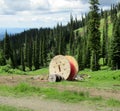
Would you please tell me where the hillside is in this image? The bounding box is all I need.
[75,16,113,39]
[75,11,120,39]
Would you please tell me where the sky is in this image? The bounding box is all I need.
[0,0,119,28]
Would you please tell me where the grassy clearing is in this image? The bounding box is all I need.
[0,82,120,107]
[0,104,32,111]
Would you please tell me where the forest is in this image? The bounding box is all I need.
[0,1,120,72]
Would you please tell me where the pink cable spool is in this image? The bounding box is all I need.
[49,55,79,81]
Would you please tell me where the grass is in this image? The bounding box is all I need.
[26,67,49,75]
[0,83,92,103]
[0,82,120,107]
[0,104,32,111]
[79,69,120,89]
[107,98,120,107]
[55,68,120,90]
[0,65,49,75]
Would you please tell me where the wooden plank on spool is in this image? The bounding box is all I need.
[49,55,71,80]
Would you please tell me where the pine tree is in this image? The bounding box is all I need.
[4,31,11,60]
[34,35,40,69]
[21,47,25,71]
[0,49,6,66]
[111,16,120,70]
[88,0,101,71]
[27,39,33,71]
[33,41,36,69]
[24,35,28,64]
[3,31,16,68]
[77,34,84,70]
[84,14,91,68]
[102,27,106,64]
[102,11,108,65]
[100,8,104,18]
[69,14,74,55]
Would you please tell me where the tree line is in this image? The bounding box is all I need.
[0,0,120,71]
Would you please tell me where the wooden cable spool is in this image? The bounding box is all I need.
[49,55,79,81]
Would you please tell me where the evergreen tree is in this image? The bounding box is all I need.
[24,35,28,64]
[100,8,104,18]
[0,49,6,66]
[88,0,101,71]
[102,11,108,65]
[27,39,33,70]
[110,4,117,23]
[77,34,84,70]
[69,14,74,55]
[84,14,91,68]
[3,31,16,68]
[4,31,11,60]
[111,16,120,70]
[21,47,25,71]
[34,35,40,69]
[33,41,36,68]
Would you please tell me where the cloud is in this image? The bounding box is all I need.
[30,0,50,10]
[0,0,118,28]
[0,0,30,15]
